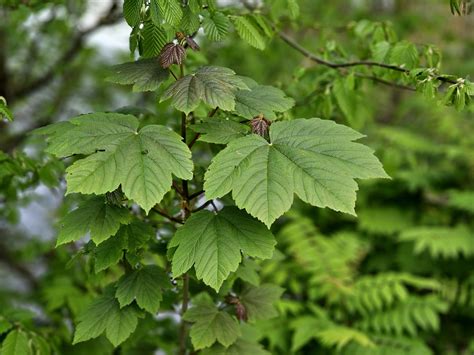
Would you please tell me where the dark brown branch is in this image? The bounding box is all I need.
[192,200,213,212]
[187,107,219,148]
[189,190,204,200]
[11,0,122,101]
[172,181,185,197]
[152,206,184,224]
[277,30,458,87]
[178,273,190,355]
[188,133,200,148]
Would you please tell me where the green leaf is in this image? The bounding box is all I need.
[180,7,201,34]
[141,22,168,58]
[190,118,250,144]
[161,66,249,114]
[448,190,474,213]
[116,265,170,314]
[203,12,230,41]
[287,0,300,19]
[183,295,241,349]
[155,0,182,26]
[234,78,295,119]
[240,284,284,322]
[201,339,270,355]
[169,207,275,291]
[232,16,266,50]
[0,318,12,335]
[0,98,13,122]
[149,0,162,25]
[106,59,170,92]
[57,197,131,246]
[123,0,143,26]
[73,289,140,347]
[0,330,30,355]
[94,221,153,272]
[235,259,260,286]
[389,41,419,69]
[204,118,389,226]
[45,113,193,213]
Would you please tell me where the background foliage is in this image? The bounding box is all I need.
[0,0,473,354]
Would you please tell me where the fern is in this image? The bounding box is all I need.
[341,335,433,355]
[346,273,440,314]
[356,295,448,336]
[399,225,474,258]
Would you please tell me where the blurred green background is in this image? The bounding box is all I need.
[0,0,473,354]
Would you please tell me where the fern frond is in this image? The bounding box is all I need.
[346,273,440,314]
[399,225,474,258]
[341,334,433,355]
[356,295,448,336]
[279,217,368,301]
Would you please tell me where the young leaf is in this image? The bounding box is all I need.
[123,0,143,26]
[0,330,30,355]
[203,11,230,41]
[155,0,182,26]
[57,197,131,246]
[73,289,140,347]
[115,265,170,314]
[240,284,284,322]
[44,113,193,213]
[180,7,201,34]
[141,22,168,58]
[204,118,389,226]
[161,66,249,114]
[106,59,170,92]
[389,41,419,69]
[190,118,250,144]
[183,295,241,349]
[232,16,267,50]
[234,78,295,119]
[169,207,276,291]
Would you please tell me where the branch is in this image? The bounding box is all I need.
[152,206,184,224]
[11,0,122,101]
[276,30,458,88]
[189,190,204,200]
[354,73,416,91]
[192,200,213,212]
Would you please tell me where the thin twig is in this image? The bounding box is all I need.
[210,201,219,213]
[354,73,416,91]
[169,69,178,80]
[189,190,204,200]
[152,206,184,224]
[188,107,219,147]
[172,181,185,197]
[192,200,213,212]
[276,30,458,87]
[188,133,200,148]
